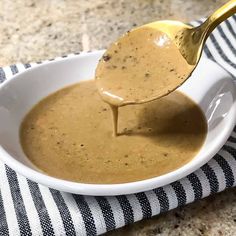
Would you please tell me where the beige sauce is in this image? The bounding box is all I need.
[95,27,194,107]
[20,80,207,184]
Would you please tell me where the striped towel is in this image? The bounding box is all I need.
[0,16,236,236]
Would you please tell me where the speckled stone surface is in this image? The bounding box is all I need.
[1,0,236,235]
[0,0,229,66]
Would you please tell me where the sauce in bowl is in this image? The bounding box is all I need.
[20,80,206,184]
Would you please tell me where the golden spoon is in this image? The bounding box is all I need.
[164,0,236,66]
[95,0,236,107]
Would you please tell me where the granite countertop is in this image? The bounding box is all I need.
[1,0,236,235]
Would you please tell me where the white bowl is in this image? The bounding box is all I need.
[0,50,235,196]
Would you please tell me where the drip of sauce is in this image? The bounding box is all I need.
[95,27,194,107]
[20,80,207,184]
[110,105,118,136]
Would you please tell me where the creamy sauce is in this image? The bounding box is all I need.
[20,80,207,184]
[95,27,194,107]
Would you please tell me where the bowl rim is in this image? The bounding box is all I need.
[0,51,236,196]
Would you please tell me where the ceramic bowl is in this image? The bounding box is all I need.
[0,50,235,196]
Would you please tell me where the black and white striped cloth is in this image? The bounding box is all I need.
[0,16,236,235]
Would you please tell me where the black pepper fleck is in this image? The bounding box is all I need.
[102,54,111,62]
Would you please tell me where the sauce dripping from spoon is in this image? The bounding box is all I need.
[110,105,118,136]
[95,27,194,135]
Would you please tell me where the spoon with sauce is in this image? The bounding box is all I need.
[95,0,236,135]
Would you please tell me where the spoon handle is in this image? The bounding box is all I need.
[203,0,236,38]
